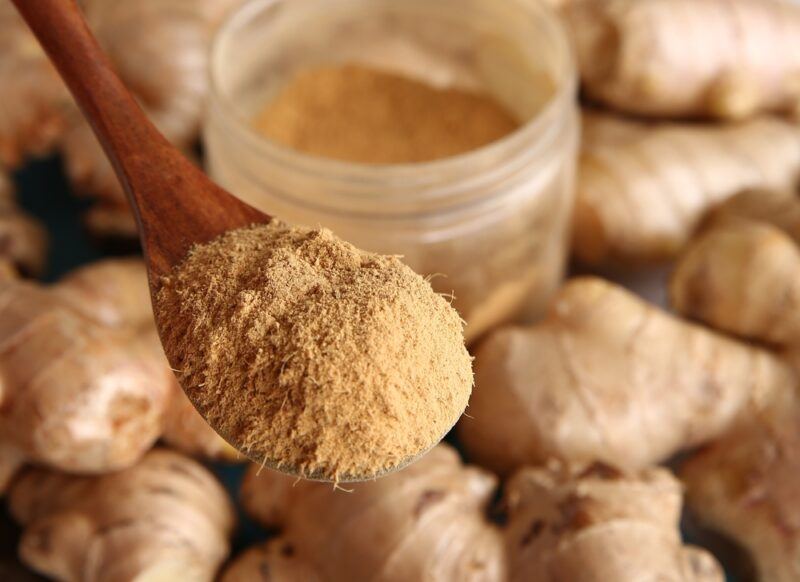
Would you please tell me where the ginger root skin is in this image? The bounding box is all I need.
[0,170,48,276]
[505,463,724,582]
[458,277,797,475]
[565,0,800,120]
[574,113,800,266]
[681,401,800,582]
[671,219,800,346]
[9,448,235,582]
[224,444,505,582]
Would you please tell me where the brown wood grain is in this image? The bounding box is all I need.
[11,0,269,283]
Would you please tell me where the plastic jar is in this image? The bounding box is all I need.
[206,0,578,342]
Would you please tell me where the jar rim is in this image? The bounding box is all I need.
[209,0,577,196]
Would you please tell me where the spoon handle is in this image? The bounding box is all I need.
[12,0,266,278]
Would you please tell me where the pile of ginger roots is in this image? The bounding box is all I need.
[3,0,800,580]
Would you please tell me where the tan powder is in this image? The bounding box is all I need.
[155,221,473,481]
[253,64,519,164]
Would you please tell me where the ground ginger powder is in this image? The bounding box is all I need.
[155,221,473,481]
[254,64,519,163]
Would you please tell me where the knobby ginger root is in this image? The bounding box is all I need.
[505,463,724,582]
[458,277,797,475]
[0,170,47,276]
[671,219,800,346]
[565,0,800,120]
[9,448,235,582]
[54,258,240,462]
[223,444,505,582]
[681,401,800,582]
[0,275,169,475]
[0,4,71,167]
[574,112,800,265]
[0,259,235,490]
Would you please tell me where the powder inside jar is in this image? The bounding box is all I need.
[154,221,473,481]
[253,64,520,164]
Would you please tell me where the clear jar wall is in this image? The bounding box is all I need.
[206,0,578,342]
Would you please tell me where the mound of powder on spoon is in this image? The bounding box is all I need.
[155,220,473,481]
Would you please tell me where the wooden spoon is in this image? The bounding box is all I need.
[13,0,469,484]
[12,0,268,283]
[13,0,472,483]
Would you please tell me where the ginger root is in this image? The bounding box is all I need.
[9,448,235,582]
[458,277,796,475]
[681,400,800,582]
[223,444,505,582]
[667,188,800,582]
[54,258,240,462]
[0,271,169,474]
[0,4,71,167]
[574,112,800,265]
[565,0,800,120]
[0,170,47,276]
[671,218,800,346]
[505,463,724,582]
[0,259,235,490]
